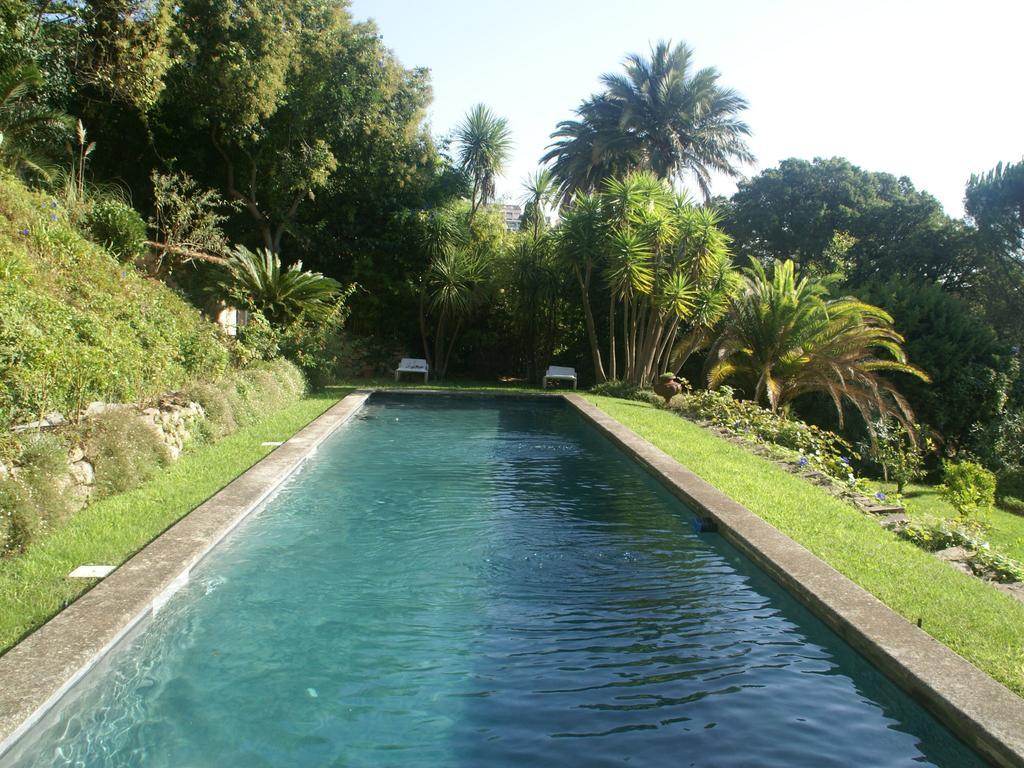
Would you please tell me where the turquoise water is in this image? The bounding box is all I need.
[4,394,983,767]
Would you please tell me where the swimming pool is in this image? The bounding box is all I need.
[1,394,985,766]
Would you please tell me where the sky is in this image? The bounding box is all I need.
[348,0,1023,218]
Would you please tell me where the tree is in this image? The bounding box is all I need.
[558,172,736,386]
[707,259,930,428]
[519,168,558,240]
[454,103,512,219]
[964,159,1024,346]
[722,157,972,287]
[543,41,753,202]
[155,1,433,254]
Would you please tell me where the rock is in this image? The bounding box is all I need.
[69,460,95,486]
[83,401,109,417]
[68,446,85,463]
[878,513,909,528]
[167,444,180,461]
[12,411,66,433]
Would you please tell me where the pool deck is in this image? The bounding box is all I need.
[0,388,1022,766]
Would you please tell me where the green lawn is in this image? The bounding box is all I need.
[584,395,1024,697]
[877,480,1024,562]
[0,391,342,654]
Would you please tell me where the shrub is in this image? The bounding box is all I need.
[234,311,280,367]
[278,292,357,387]
[589,380,650,401]
[861,418,925,493]
[940,460,997,519]
[0,433,73,556]
[82,409,169,499]
[999,496,1024,515]
[85,198,147,262]
[671,387,859,485]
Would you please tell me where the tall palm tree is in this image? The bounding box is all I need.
[519,168,558,239]
[454,104,513,219]
[706,259,930,427]
[543,41,753,202]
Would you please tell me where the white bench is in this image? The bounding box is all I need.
[543,365,577,389]
[395,357,429,382]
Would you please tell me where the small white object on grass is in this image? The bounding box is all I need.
[68,565,116,579]
[261,441,284,447]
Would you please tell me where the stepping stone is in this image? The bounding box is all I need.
[863,503,906,515]
[68,565,116,579]
[878,513,909,528]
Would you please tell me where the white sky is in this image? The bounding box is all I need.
[350,0,1023,217]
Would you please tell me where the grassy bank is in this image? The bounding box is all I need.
[584,395,1024,697]
[0,391,342,653]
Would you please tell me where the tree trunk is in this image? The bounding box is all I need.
[574,264,605,383]
[608,294,617,381]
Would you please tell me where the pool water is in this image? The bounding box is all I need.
[4,394,983,767]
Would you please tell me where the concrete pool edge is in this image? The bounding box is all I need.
[565,393,1024,768]
[0,389,371,758]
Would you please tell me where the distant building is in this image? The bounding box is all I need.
[498,204,522,231]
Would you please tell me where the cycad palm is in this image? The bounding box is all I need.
[455,104,513,218]
[0,62,70,178]
[707,259,930,426]
[221,245,342,326]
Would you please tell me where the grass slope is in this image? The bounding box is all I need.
[585,395,1024,697]
[0,174,227,430]
[0,392,341,653]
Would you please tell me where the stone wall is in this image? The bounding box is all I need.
[5,398,206,513]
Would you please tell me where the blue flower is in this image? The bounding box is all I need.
[840,456,849,465]
[49,200,58,209]
[875,491,887,501]
[798,456,809,467]
[49,213,57,221]
[18,228,29,236]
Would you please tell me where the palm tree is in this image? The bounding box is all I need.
[543,41,753,201]
[519,168,559,239]
[706,259,930,427]
[541,96,640,202]
[221,245,342,326]
[454,104,513,219]
[0,62,70,178]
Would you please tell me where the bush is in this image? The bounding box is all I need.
[589,380,651,401]
[861,418,925,493]
[183,360,306,442]
[940,460,997,518]
[672,387,859,485]
[895,516,1024,583]
[0,433,73,556]
[234,312,280,367]
[82,410,169,499]
[278,291,357,387]
[85,198,147,262]
[999,495,1024,515]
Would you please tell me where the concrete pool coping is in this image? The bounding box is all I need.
[0,387,1021,766]
[564,393,1024,768]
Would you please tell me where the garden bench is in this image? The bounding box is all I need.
[395,358,429,382]
[543,365,577,389]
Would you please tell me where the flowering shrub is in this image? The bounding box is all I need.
[670,387,859,485]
